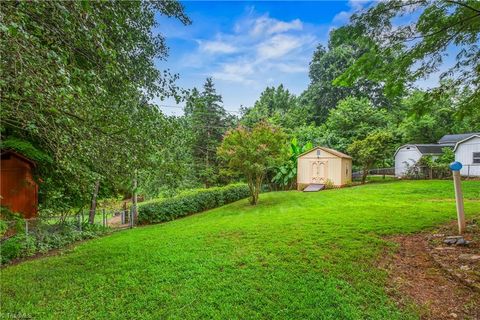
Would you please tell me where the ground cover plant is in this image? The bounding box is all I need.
[1,180,479,319]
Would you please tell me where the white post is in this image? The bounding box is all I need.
[450,162,466,234]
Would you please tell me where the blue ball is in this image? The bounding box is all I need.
[449,161,463,171]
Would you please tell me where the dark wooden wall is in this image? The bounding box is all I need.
[0,152,38,218]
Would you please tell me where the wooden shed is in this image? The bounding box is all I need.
[297,146,352,191]
[0,150,38,218]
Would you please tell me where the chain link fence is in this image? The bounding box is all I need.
[1,207,137,241]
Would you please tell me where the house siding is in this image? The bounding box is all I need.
[455,136,480,177]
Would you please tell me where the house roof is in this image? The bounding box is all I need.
[298,146,352,159]
[394,144,450,157]
[453,134,480,151]
[438,132,480,145]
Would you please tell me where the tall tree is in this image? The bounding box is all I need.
[321,97,390,152]
[186,78,235,187]
[241,85,307,129]
[300,26,393,123]
[0,1,190,210]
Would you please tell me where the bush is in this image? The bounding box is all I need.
[138,184,250,224]
[0,221,107,265]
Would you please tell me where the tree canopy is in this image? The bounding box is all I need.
[0,1,190,209]
[335,0,480,121]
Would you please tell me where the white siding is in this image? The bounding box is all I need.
[395,146,422,177]
[455,136,480,177]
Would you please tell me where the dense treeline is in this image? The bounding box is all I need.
[1,0,479,213]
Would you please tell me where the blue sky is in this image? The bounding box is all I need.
[154,1,369,115]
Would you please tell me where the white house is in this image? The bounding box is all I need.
[394,132,480,177]
[454,134,480,177]
[394,144,446,177]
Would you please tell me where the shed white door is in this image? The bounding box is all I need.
[311,160,328,183]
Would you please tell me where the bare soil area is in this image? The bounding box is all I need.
[382,220,480,319]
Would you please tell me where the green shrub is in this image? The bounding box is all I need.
[138,184,250,224]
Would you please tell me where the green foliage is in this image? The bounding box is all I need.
[138,183,250,224]
[185,79,236,187]
[322,97,390,152]
[0,137,51,163]
[301,26,393,123]
[0,1,190,210]
[0,222,107,265]
[339,0,480,121]
[397,88,479,143]
[348,130,394,183]
[138,116,198,199]
[218,122,288,205]
[2,181,480,318]
[241,85,307,129]
[272,138,313,189]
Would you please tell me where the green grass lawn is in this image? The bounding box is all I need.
[1,180,479,319]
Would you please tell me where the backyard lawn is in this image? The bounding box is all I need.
[1,180,479,319]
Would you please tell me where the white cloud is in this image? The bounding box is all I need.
[275,63,308,73]
[251,15,303,36]
[333,0,371,24]
[179,9,317,93]
[199,40,237,54]
[257,34,303,59]
[256,34,316,60]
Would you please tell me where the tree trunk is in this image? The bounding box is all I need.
[361,168,368,184]
[88,180,100,224]
[205,130,210,188]
[132,171,138,221]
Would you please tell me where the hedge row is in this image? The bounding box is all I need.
[138,183,250,224]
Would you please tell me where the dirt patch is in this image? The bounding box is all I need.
[382,223,480,319]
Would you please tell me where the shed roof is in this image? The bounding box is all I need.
[1,149,37,167]
[438,133,480,145]
[415,144,450,155]
[394,144,450,157]
[298,146,352,159]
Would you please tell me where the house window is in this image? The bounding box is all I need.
[473,152,480,164]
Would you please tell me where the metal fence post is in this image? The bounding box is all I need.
[129,206,134,229]
[77,213,82,232]
[25,219,29,236]
[102,208,106,227]
[121,210,125,225]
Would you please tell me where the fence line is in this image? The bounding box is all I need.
[1,206,137,241]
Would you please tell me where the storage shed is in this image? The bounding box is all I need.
[297,146,352,190]
[394,144,447,177]
[0,150,38,218]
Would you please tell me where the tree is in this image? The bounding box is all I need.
[241,85,307,129]
[186,78,236,187]
[300,26,393,123]
[336,0,480,122]
[0,1,190,211]
[217,122,287,205]
[348,131,394,183]
[322,97,390,152]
